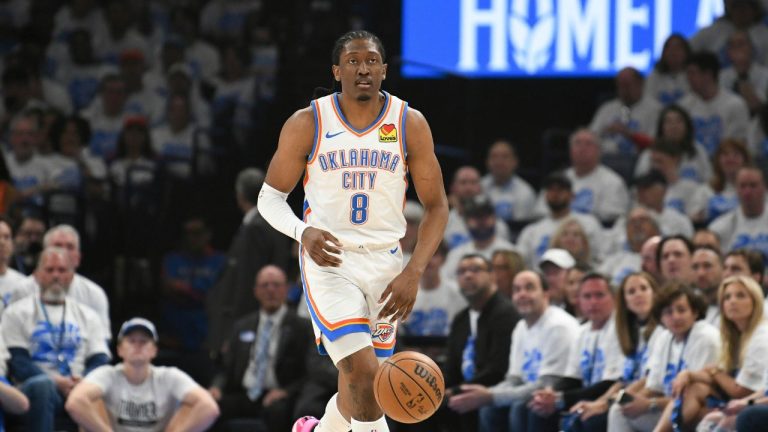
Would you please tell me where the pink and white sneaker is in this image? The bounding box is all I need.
[292,416,320,432]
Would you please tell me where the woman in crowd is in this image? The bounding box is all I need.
[567,272,663,431]
[550,217,596,267]
[705,139,753,222]
[644,35,691,106]
[491,249,525,299]
[635,105,712,183]
[654,275,768,432]
[606,283,719,432]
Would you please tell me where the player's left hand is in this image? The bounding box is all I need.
[378,268,420,321]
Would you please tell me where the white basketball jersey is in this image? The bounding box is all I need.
[304,91,408,247]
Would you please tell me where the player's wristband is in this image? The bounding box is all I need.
[257,183,310,243]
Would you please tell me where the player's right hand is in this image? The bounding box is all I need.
[302,227,343,267]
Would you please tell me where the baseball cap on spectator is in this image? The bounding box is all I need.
[462,195,495,219]
[542,172,572,190]
[118,317,158,341]
[540,248,575,270]
[634,170,668,189]
[403,200,424,222]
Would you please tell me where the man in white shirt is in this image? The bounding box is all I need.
[521,173,604,267]
[480,140,536,222]
[590,67,660,158]
[709,167,768,261]
[691,246,724,326]
[442,195,516,282]
[4,113,53,210]
[632,170,695,238]
[80,73,130,160]
[564,129,630,223]
[600,207,660,286]
[517,273,625,432]
[445,166,509,249]
[4,247,111,431]
[402,242,466,337]
[447,270,580,432]
[679,51,750,155]
[539,248,575,312]
[658,235,696,285]
[65,318,219,432]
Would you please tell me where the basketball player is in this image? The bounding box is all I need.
[257,31,448,432]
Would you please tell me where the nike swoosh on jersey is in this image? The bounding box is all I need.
[389,246,399,254]
[325,131,345,139]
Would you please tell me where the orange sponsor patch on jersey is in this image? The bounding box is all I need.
[378,123,398,143]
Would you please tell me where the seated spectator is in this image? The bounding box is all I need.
[51,0,107,44]
[709,166,768,261]
[49,115,109,201]
[606,283,719,432]
[109,116,157,193]
[632,170,695,238]
[243,13,278,98]
[81,73,131,160]
[445,166,510,249]
[641,236,663,282]
[706,139,753,222]
[443,254,519,432]
[539,248,576,313]
[649,138,711,220]
[51,29,107,111]
[4,113,54,211]
[199,0,261,41]
[442,195,516,282]
[491,249,525,299]
[644,34,691,106]
[65,318,219,431]
[655,275,768,431]
[209,44,256,149]
[160,217,226,352]
[208,265,313,432]
[120,49,164,124]
[679,51,749,155]
[9,214,45,275]
[565,264,590,321]
[0,217,26,315]
[402,242,466,337]
[722,249,765,286]
[550,217,595,267]
[564,128,630,223]
[516,273,625,432]
[658,235,695,285]
[97,1,151,66]
[689,0,768,66]
[3,247,111,431]
[157,63,212,129]
[691,246,725,326]
[447,270,580,432]
[747,93,768,161]
[168,7,220,82]
[600,208,661,286]
[720,30,768,116]
[0,335,30,426]
[521,173,604,267]
[635,105,713,183]
[589,68,661,158]
[151,93,214,179]
[567,272,664,432]
[480,140,536,222]
[0,65,49,123]
[693,228,722,250]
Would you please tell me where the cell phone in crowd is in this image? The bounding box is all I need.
[616,389,635,405]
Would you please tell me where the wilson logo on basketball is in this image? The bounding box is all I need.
[378,124,397,142]
[414,365,443,401]
[373,323,395,342]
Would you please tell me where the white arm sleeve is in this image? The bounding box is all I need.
[257,183,310,243]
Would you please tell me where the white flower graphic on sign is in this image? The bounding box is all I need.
[509,0,555,74]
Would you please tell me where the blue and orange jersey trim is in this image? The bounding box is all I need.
[299,248,370,341]
[307,100,322,164]
[399,101,408,160]
[331,91,392,136]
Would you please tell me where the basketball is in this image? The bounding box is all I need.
[373,351,445,424]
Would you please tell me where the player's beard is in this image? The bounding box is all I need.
[357,93,372,102]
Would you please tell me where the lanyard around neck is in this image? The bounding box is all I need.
[39,299,66,354]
